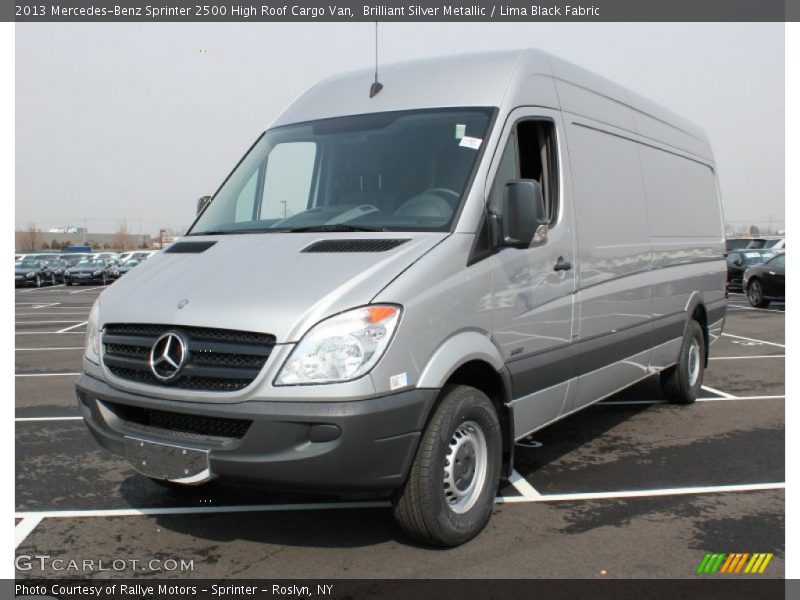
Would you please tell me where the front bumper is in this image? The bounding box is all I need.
[76,374,437,493]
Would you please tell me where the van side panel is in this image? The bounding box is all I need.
[566,120,653,338]
[639,144,726,321]
[564,118,654,411]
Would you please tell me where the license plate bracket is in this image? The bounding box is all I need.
[124,436,211,484]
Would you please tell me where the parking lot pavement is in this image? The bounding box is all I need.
[14,287,785,578]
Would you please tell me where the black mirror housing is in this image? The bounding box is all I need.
[501,179,548,248]
[197,196,212,215]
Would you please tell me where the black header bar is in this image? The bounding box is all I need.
[5,1,798,23]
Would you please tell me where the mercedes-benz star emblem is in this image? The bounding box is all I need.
[149,332,188,382]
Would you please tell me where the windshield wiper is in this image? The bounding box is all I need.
[281,224,387,233]
[187,228,274,236]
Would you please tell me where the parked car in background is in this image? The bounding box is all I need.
[118,250,152,263]
[744,253,785,307]
[726,249,776,291]
[45,258,69,283]
[15,259,56,287]
[110,256,148,279]
[763,237,785,250]
[64,258,114,286]
[726,238,757,252]
[95,252,121,266]
[61,253,92,267]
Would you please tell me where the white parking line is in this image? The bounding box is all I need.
[601,395,785,406]
[16,285,65,294]
[17,312,91,316]
[15,516,44,550]
[701,385,735,399]
[15,332,85,335]
[56,321,88,333]
[497,482,785,504]
[15,372,80,378]
[16,416,83,422]
[69,287,104,294]
[16,347,84,351]
[722,333,785,348]
[508,470,542,498]
[709,355,784,360]
[13,481,784,548]
[15,320,86,325]
[728,305,784,314]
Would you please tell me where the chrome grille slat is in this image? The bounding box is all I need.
[102,323,276,392]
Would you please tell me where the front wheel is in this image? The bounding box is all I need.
[660,319,705,404]
[392,385,502,547]
[748,280,770,308]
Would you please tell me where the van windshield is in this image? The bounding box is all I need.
[189,108,494,235]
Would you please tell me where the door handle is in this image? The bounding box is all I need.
[553,257,573,272]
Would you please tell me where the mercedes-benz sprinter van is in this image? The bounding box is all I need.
[77,49,727,547]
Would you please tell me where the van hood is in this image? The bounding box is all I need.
[97,232,447,343]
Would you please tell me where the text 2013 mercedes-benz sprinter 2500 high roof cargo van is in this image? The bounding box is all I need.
[77,49,726,547]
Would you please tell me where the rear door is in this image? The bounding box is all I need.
[488,108,578,438]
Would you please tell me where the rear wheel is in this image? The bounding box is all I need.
[660,319,705,404]
[747,279,770,308]
[392,385,502,547]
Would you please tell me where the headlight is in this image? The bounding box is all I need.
[93,269,103,276]
[275,305,401,385]
[84,300,102,365]
[25,272,34,278]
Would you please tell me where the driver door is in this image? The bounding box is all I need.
[488,108,578,438]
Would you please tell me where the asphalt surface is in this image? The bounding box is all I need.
[15,285,785,579]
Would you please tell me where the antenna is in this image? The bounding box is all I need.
[369,22,383,98]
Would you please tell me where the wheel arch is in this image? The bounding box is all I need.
[417,332,514,478]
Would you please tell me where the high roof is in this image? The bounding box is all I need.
[273,48,712,161]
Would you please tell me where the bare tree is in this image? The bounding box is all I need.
[19,223,41,252]
[749,224,761,237]
[113,219,132,251]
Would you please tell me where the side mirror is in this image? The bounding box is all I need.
[501,180,548,248]
[196,195,212,215]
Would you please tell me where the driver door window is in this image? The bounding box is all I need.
[490,120,558,225]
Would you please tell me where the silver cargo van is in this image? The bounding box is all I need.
[77,49,726,546]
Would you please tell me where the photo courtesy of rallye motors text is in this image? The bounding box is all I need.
[76,45,727,547]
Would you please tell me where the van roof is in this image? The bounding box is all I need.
[274,48,712,161]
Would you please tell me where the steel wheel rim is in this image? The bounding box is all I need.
[443,420,488,514]
[688,338,701,387]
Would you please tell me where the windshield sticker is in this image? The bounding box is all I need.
[459,136,482,150]
[455,124,466,139]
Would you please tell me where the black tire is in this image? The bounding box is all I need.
[392,385,502,547]
[747,279,770,308]
[65,280,73,286]
[660,319,705,404]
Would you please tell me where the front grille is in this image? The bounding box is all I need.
[101,400,251,442]
[102,323,276,392]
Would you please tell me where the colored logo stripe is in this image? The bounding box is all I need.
[697,553,774,574]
